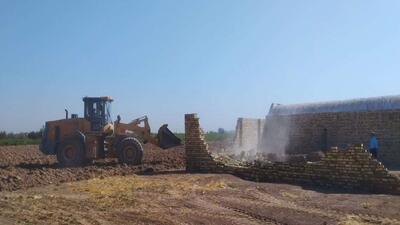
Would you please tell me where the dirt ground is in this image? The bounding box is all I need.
[0,145,400,225]
[0,174,400,225]
[0,145,185,191]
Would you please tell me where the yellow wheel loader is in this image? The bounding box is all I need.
[40,96,181,167]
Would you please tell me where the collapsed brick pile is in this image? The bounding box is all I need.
[185,114,400,194]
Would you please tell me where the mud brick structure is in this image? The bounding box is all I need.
[260,111,400,168]
[233,118,265,152]
[185,114,400,194]
[185,114,220,172]
[261,96,400,168]
[233,146,400,194]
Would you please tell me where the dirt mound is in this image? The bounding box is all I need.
[0,145,56,167]
[0,144,185,192]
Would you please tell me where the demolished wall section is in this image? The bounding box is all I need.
[233,118,265,153]
[260,110,400,168]
[233,145,400,194]
[185,114,400,194]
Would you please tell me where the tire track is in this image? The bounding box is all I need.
[253,189,400,224]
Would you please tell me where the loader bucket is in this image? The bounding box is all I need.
[157,124,181,149]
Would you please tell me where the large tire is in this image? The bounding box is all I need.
[57,139,85,167]
[117,137,143,165]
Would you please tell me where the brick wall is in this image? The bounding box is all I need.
[185,114,400,195]
[185,114,220,172]
[233,145,400,194]
[233,118,265,152]
[260,110,400,168]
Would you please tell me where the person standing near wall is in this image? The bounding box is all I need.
[369,132,379,159]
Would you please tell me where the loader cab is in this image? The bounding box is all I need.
[83,96,113,131]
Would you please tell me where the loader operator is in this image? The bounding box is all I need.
[115,115,121,124]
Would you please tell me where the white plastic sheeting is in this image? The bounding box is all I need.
[268,95,400,116]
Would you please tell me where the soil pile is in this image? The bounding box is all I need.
[0,144,185,191]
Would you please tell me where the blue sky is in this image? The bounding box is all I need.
[1,0,400,132]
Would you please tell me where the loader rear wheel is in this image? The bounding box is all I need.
[57,139,85,167]
[117,137,143,165]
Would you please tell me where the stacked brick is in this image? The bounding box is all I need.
[185,114,400,194]
[184,114,220,172]
[232,146,400,194]
[316,145,400,193]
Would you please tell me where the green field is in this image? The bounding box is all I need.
[0,138,41,146]
[0,131,233,146]
[174,131,234,142]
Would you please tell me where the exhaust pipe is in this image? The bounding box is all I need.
[65,109,69,119]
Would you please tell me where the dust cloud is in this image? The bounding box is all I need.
[230,117,293,162]
[259,116,292,156]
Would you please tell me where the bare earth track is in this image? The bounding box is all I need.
[0,145,400,225]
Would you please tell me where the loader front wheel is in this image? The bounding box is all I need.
[57,139,85,167]
[117,137,143,165]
